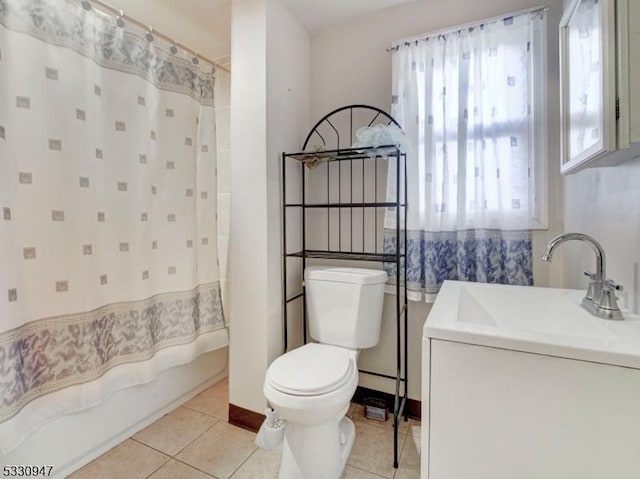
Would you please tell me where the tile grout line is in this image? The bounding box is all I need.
[171,456,222,478]
[130,437,173,460]
[180,400,229,420]
[148,389,260,479]
[172,417,221,457]
[135,420,221,479]
[130,411,221,457]
[346,464,389,478]
[138,441,172,479]
[346,421,412,479]
[180,384,229,420]
[227,446,261,479]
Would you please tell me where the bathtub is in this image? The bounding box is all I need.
[0,330,228,479]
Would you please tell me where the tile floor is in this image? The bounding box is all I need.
[69,378,421,479]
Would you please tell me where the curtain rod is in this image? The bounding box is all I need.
[85,0,230,73]
[386,4,550,52]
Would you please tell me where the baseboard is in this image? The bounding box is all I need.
[228,403,266,433]
[352,386,421,420]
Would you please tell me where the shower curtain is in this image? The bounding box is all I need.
[0,0,225,453]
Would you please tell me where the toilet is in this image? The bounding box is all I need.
[264,266,388,479]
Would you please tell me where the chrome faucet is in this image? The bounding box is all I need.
[542,233,624,320]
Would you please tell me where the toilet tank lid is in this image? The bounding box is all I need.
[305,266,387,285]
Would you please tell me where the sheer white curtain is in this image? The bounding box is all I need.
[386,10,548,301]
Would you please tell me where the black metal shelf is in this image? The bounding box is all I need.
[286,250,403,262]
[285,145,399,162]
[281,105,408,470]
[284,292,304,304]
[285,202,404,209]
[359,369,407,382]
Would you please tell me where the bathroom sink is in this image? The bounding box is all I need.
[457,285,617,341]
[426,281,640,369]
[423,281,640,479]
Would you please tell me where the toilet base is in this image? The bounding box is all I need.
[279,415,355,479]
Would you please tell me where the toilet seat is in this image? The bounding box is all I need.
[266,343,354,396]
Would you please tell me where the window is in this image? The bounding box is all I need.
[389,9,548,231]
[385,8,548,300]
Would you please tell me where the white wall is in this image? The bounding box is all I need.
[559,0,640,315]
[109,0,231,61]
[216,65,232,311]
[563,161,640,314]
[228,0,309,413]
[229,0,269,414]
[308,0,565,399]
[266,0,311,361]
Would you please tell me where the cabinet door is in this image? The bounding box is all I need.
[560,0,617,174]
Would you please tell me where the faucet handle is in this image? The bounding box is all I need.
[583,271,597,301]
[605,279,623,292]
[597,280,625,320]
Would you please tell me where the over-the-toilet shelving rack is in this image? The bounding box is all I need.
[281,105,408,469]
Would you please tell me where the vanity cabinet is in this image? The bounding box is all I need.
[421,281,640,479]
[560,0,640,174]
[422,339,640,479]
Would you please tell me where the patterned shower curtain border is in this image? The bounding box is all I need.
[0,282,225,423]
[383,228,534,299]
[0,0,215,105]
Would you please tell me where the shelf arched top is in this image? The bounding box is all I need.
[302,104,402,151]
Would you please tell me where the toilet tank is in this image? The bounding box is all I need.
[304,266,388,349]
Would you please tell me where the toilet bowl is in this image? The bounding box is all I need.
[264,343,357,425]
[264,343,358,479]
[263,266,387,479]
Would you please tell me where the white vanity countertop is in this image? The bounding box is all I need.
[425,281,640,369]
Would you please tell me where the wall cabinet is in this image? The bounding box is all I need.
[560,0,640,174]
